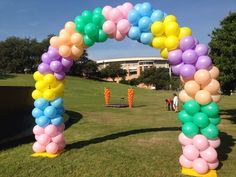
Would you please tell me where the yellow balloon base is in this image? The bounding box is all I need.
[31,151,63,158]
[182,167,217,177]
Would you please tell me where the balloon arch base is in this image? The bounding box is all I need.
[182,167,217,177]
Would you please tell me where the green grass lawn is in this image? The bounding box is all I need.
[0,74,235,177]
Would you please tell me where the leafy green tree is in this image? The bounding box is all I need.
[100,63,127,81]
[82,60,98,78]
[209,12,236,95]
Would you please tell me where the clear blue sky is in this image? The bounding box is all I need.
[0,0,235,60]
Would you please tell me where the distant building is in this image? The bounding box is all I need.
[96,57,171,81]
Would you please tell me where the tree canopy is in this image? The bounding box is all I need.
[100,63,127,81]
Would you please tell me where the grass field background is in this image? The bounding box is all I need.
[0,74,235,177]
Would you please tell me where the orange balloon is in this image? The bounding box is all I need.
[194,69,211,85]
[50,36,61,48]
[195,90,212,105]
[211,94,221,103]
[184,80,200,96]
[59,45,71,57]
[64,21,76,34]
[179,90,194,103]
[209,66,220,79]
[59,30,71,45]
[71,45,83,58]
[71,33,83,46]
[180,75,194,84]
[202,79,220,94]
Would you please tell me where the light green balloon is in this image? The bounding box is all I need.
[201,101,219,117]
[178,110,193,124]
[85,23,97,38]
[98,29,108,42]
[75,22,85,34]
[93,7,102,14]
[183,100,200,115]
[182,122,199,138]
[83,35,95,47]
[200,123,219,139]
[82,10,93,23]
[193,112,210,128]
[209,117,221,125]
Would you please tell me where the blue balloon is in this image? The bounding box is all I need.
[140,32,153,45]
[57,106,65,115]
[35,116,50,127]
[34,98,49,110]
[51,116,64,126]
[138,17,152,32]
[134,3,142,13]
[128,10,141,25]
[151,10,165,22]
[128,26,141,40]
[140,2,153,17]
[44,106,57,118]
[50,97,64,108]
[32,108,44,118]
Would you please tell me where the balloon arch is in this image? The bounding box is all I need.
[31,2,221,176]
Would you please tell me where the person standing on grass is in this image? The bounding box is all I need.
[173,93,179,112]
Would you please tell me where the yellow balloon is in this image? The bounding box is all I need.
[53,82,65,95]
[179,27,192,39]
[32,90,42,100]
[151,21,164,37]
[165,21,180,36]
[152,36,166,49]
[44,74,56,84]
[35,80,49,91]
[160,48,169,59]
[51,79,61,88]
[163,15,177,24]
[165,36,179,51]
[33,71,44,81]
[43,89,56,101]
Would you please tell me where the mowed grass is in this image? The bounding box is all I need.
[0,74,235,177]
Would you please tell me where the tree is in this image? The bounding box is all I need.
[82,60,98,78]
[209,12,236,95]
[100,63,127,81]
[139,67,171,90]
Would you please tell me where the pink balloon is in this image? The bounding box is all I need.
[57,123,65,132]
[58,141,66,151]
[115,30,126,41]
[32,142,46,153]
[109,8,123,23]
[52,133,65,144]
[117,5,128,19]
[193,158,209,174]
[179,154,193,168]
[102,6,112,20]
[35,135,40,141]
[193,135,209,151]
[122,2,133,11]
[33,125,44,135]
[37,134,51,146]
[103,20,116,34]
[200,147,218,163]
[117,19,131,34]
[208,138,221,148]
[183,145,200,161]
[178,132,193,146]
[45,124,59,137]
[46,142,59,154]
[208,159,219,169]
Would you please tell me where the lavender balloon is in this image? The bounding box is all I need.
[171,62,184,75]
[41,53,51,64]
[195,56,212,70]
[61,58,73,69]
[180,36,195,51]
[195,44,209,56]
[180,64,196,79]
[168,49,183,65]
[48,46,61,60]
[182,49,198,64]
[54,72,65,80]
[38,63,52,74]
[194,38,199,45]
[50,61,63,73]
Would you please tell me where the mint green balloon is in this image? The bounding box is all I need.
[182,122,199,137]
[83,35,95,47]
[93,7,102,14]
[209,117,221,125]
[193,112,210,128]
[74,16,84,24]
[93,13,105,28]
[85,23,97,38]
[178,110,193,124]
[82,10,93,23]
[200,123,219,139]
[201,101,219,117]
[98,29,108,42]
[75,22,85,34]
[183,100,200,115]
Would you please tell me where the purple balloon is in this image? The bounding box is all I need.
[195,55,212,70]
[194,38,199,46]
[180,36,195,51]
[54,72,65,80]
[168,49,183,65]
[47,46,61,60]
[38,63,51,74]
[41,53,51,64]
[182,49,198,64]
[171,62,184,76]
[180,64,196,79]
[61,58,73,68]
[50,61,63,72]
[195,44,209,56]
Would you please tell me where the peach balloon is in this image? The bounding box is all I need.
[71,45,83,58]
[211,94,221,103]
[71,33,83,46]
[64,21,76,34]
[203,79,220,94]
[59,31,71,45]
[184,80,200,96]
[195,90,212,105]
[59,45,71,57]
[194,69,211,85]
[180,75,194,84]
[50,36,61,48]
[209,66,219,79]
[179,90,194,103]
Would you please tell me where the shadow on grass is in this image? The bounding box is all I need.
[220,109,236,124]
[67,126,180,150]
[0,110,82,151]
[0,74,16,80]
